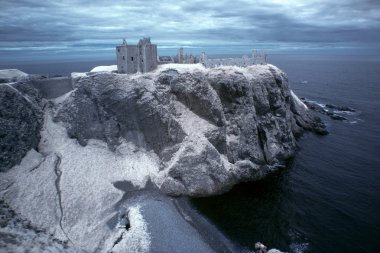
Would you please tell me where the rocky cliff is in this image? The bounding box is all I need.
[0,64,325,252]
[54,64,325,196]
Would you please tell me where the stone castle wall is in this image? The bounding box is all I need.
[116,38,158,74]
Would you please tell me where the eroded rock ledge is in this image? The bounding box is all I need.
[54,64,325,196]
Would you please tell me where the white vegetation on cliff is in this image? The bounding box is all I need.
[1,105,158,252]
[154,63,280,79]
[156,63,207,74]
[70,72,87,79]
[156,98,233,195]
[109,205,151,253]
[90,65,117,72]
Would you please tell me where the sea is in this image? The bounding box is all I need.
[1,52,379,253]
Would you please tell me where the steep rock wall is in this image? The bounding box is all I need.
[0,64,326,252]
[54,64,325,196]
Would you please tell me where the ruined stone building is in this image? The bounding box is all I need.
[252,49,267,65]
[174,47,197,64]
[199,52,207,66]
[116,38,158,74]
[175,47,184,63]
[116,38,267,73]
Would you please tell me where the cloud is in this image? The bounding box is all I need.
[0,0,379,62]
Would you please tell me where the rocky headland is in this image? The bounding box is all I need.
[0,63,326,252]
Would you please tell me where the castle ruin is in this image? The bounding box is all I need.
[172,47,267,67]
[116,38,158,74]
[116,37,267,74]
[174,47,197,64]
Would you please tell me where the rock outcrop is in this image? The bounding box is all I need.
[53,64,325,196]
[300,97,356,121]
[0,82,43,172]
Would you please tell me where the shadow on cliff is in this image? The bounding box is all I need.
[190,158,298,252]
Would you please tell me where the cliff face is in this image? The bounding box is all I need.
[0,64,326,195]
[54,64,325,196]
[0,64,325,252]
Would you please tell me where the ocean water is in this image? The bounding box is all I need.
[1,53,379,252]
[192,54,380,253]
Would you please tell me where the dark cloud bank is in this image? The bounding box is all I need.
[0,0,379,63]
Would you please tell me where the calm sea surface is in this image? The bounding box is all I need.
[2,53,379,253]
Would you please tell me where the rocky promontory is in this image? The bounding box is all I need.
[56,64,325,196]
[0,64,325,252]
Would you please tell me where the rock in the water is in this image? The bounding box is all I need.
[255,241,284,253]
[0,82,43,171]
[325,103,355,112]
[300,98,355,122]
[267,250,283,253]
[255,242,267,253]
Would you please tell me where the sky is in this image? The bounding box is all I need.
[1,0,380,63]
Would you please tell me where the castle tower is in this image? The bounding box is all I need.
[116,37,157,74]
[200,52,207,66]
[137,37,157,73]
[177,47,184,63]
[252,49,257,65]
[116,39,128,73]
[251,49,267,65]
